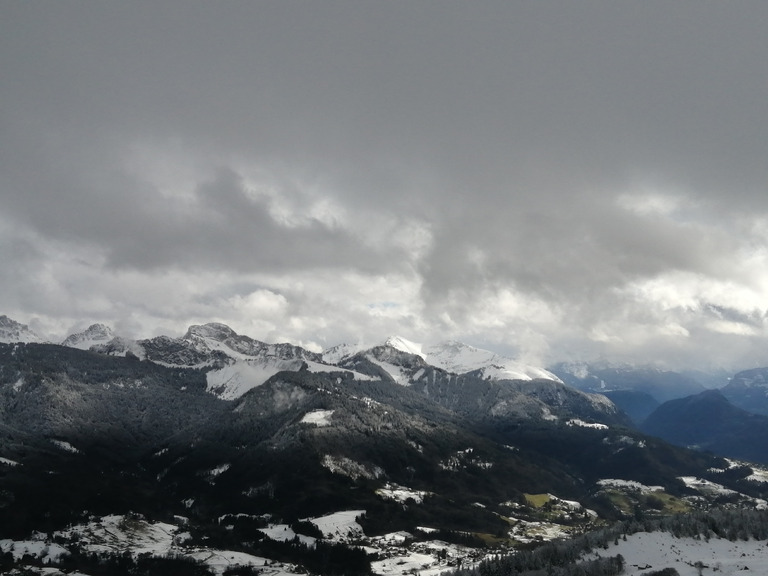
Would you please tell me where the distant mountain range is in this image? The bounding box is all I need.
[549,361,710,404]
[641,389,768,464]
[0,316,561,399]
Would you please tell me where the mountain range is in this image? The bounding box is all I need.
[3,314,768,575]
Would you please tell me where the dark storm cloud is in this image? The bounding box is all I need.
[3,1,768,368]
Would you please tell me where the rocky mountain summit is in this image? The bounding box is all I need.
[60,323,115,349]
[0,315,45,344]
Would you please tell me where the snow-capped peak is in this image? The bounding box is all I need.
[383,336,425,359]
[322,336,559,383]
[61,323,115,350]
[423,340,561,382]
[0,315,45,344]
[322,342,365,365]
[322,336,425,364]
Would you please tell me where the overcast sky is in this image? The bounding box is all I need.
[3,2,768,370]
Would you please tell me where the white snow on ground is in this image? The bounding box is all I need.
[305,360,374,381]
[372,551,436,575]
[50,439,80,453]
[508,519,571,543]
[372,531,413,545]
[206,359,301,400]
[207,463,230,477]
[0,539,69,562]
[708,458,742,472]
[300,409,335,426]
[12,377,24,391]
[584,531,768,576]
[370,536,484,576]
[207,358,373,400]
[366,355,412,385]
[566,419,609,430]
[56,515,178,557]
[309,510,366,542]
[376,483,430,504]
[678,478,768,509]
[187,549,304,576]
[0,457,19,466]
[679,476,738,496]
[597,478,664,492]
[747,464,768,484]
[747,467,768,483]
[258,524,317,547]
[51,514,306,575]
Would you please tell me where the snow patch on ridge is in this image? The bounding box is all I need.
[567,419,609,430]
[50,439,80,453]
[206,359,303,400]
[365,355,412,385]
[301,409,334,427]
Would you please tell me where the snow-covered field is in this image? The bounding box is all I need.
[308,510,366,542]
[584,531,768,576]
[596,478,664,493]
[186,549,303,576]
[55,514,178,557]
[9,503,768,576]
[258,524,317,546]
[300,408,335,426]
[376,482,430,504]
[372,550,437,575]
[0,538,69,563]
[746,466,768,484]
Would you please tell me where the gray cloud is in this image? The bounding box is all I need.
[3,2,768,369]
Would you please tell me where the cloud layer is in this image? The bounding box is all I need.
[3,2,768,369]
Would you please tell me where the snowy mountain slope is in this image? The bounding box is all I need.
[325,336,560,386]
[61,323,115,350]
[4,338,768,575]
[90,335,147,359]
[584,529,768,576]
[424,340,560,382]
[384,335,426,359]
[328,346,626,425]
[127,323,374,400]
[0,315,45,344]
